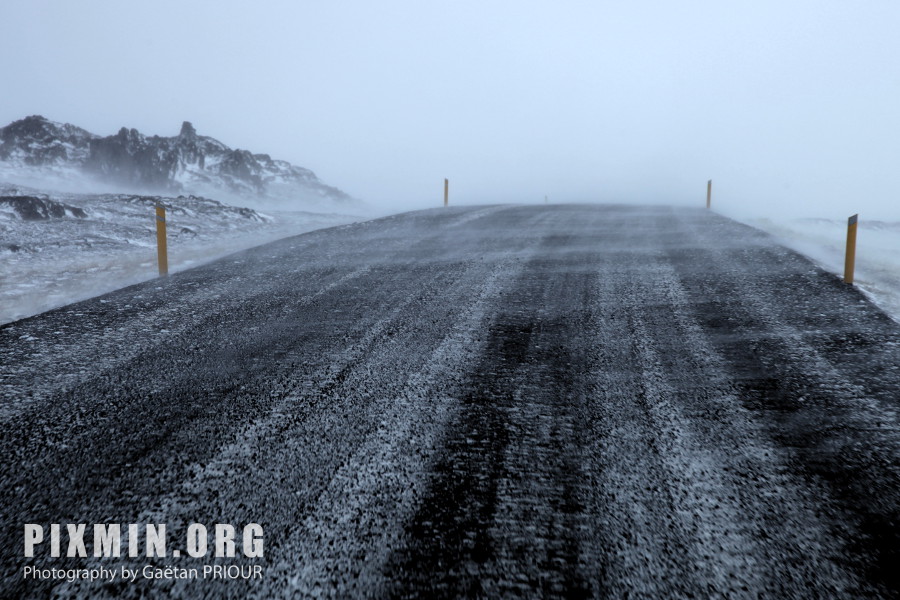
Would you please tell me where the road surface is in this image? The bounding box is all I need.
[1,204,899,599]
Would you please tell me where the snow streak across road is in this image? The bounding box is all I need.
[2,204,899,599]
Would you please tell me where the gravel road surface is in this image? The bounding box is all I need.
[2,204,899,599]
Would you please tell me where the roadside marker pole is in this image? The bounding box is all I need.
[156,204,168,277]
[706,179,712,209]
[844,214,858,284]
[444,178,449,207]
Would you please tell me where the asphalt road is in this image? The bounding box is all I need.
[2,204,899,599]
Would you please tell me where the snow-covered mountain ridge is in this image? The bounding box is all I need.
[0,116,354,206]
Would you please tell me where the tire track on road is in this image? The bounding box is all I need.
[386,232,598,599]
[669,209,900,598]
[585,237,862,598]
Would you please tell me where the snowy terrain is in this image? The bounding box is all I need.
[729,215,900,323]
[0,184,361,324]
[0,115,371,324]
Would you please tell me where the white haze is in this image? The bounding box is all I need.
[1,0,898,218]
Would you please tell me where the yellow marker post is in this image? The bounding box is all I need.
[444,178,449,207]
[706,179,712,209]
[844,214,858,284]
[155,204,168,277]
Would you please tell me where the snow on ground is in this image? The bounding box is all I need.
[730,215,900,323]
[3,180,898,328]
[0,183,362,324]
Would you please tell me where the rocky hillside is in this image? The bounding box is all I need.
[0,116,354,205]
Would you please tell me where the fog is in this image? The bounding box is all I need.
[2,1,898,218]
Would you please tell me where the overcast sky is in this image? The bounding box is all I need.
[2,0,899,217]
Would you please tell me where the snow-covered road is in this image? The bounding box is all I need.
[1,204,898,599]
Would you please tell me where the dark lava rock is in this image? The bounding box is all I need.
[0,196,87,220]
[0,115,355,203]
